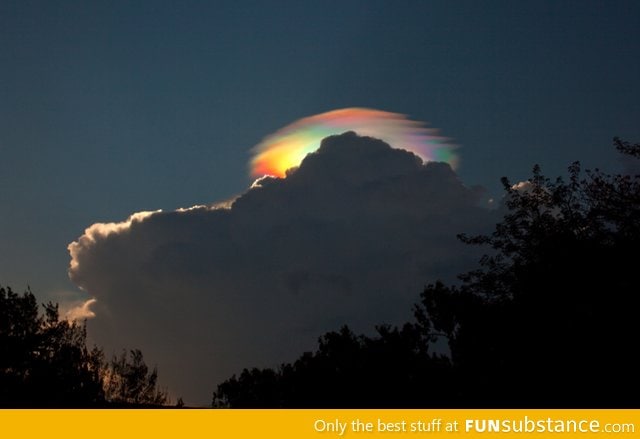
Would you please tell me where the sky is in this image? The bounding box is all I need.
[1,1,639,404]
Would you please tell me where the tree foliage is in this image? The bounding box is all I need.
[1,287,103,407]
[0,286,167,407]
[417,138,640,406]
[103,349,168,406]
[213,324,452,408]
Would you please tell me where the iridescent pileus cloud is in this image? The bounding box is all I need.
[68,130,493,405]
[250,108,457,178]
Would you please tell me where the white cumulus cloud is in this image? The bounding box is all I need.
[67,132,496,405]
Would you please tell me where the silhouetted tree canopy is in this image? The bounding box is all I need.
[213,138,640,407]
[0,286,168,407]
[103,349,168,406]
[213,324,453,408]
[417,138,640,406]
[1,287,103,407]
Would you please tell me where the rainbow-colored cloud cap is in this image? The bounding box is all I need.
[250,108,458,178]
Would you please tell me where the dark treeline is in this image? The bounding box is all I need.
[213,138,640,408]
[0,287,169,407]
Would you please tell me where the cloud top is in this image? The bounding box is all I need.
[250,108,457,178]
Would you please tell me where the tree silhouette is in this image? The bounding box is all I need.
[1,286,103,407]
[213,324,453,408]
[103,349,168,406]
[417,138,640,406]
[0,286,168,407]
[213,138,640,407]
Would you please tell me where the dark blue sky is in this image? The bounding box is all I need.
[1,0,639,299]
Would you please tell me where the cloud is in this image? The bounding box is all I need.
[67,132,495,405]
[511,181,532,192]
[250,108,457,178]
[62,298,97,321]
